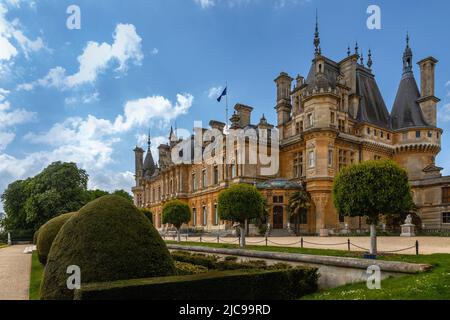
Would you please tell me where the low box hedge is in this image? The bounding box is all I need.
[75,268,318,300]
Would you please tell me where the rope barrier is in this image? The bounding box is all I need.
[303,240,349,246]
[218,238,239,244]
[245,239,268,245]
[267,240,302,246]
[379,245,417,254]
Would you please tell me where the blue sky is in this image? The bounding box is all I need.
[0,0,449,211]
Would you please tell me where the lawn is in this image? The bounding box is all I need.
[29,251,44,300]
[165,241,450,300]
[0,244,8,249]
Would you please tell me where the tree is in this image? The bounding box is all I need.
[112,190,134,203]
[288,190,311,235]
[162,200,191,242]
[333,160,414,255]
[83,189,133,205]
[140,208,154,224]
[1,162,88,232]
[218,184,266,247]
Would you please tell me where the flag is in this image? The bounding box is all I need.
[217,87,227,102]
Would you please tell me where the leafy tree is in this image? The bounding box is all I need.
[218,184,266,247]
[1,162,88,232]
[140,208,154,224]
[333,160,414,255]
[112,190,134,203]
[288,190,311,235]
[162,200,191,242]
[83,189,110,203]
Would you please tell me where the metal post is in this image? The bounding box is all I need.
[200,235,202,243]
[416,240,419,256]
[348,239,351,252]
[301,237,304,249]
[217,234,220,243]
[265,234,268,247]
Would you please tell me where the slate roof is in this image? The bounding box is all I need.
[391,71,432,130]
[355,69,392,129]
[143,149,156,177]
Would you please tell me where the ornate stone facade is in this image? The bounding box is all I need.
[132,27,450,235]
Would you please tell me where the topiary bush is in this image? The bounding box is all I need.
[36,212,76,265]
[40,195,176,300]
[140,208,154,224]
[33,228,40,245]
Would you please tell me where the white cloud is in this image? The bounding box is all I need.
[195,0,216,9]
[438,104,450,123]
[0,88,35,151]
[151,48,159,55]
[65,92,100,105]
[19,23,143,91]
[194,0,310,9]
[207,86,223,99]
[445,81,450,87]
[0,1,45,76]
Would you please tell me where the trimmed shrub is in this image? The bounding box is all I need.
[36,212,76,265]
[75,268,319,300]
[33,229,40,245]
[40,195,176,300]
[171,251,218,269]
[175,261,208,275]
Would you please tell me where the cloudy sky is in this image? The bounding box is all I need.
[0,0,449,212]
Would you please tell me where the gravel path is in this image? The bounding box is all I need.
[170,236,450,255]
[0,245,31,300]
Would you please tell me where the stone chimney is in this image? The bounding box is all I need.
[133,146,144,183]
[234,104,253,127]
[417,57,440,126]
[209,120,226,133]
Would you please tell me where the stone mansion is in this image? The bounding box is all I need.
[132,24,450,235]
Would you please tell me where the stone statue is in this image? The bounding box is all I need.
[404,214,413,225]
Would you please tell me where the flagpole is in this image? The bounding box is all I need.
[225,81,229,131]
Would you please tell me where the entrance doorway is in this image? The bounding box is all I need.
[273,206,284,229]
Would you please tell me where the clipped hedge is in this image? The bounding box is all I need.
[174,261,208,275]
[171,251,292,271]
[36,212,76,265]
[41,195,176,300]
[33,229,40,245]
[75,268,319,300]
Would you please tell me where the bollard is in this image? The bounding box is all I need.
[301,237,304,249]
[200,235,202,242]
[348,239,351,252]
[265,235,268,247]
[416,240,419,256]
[217,235,220,243]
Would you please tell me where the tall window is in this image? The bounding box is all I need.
[192,208,197,226]
[339,119,345,132]
[202,206,207,226]
[192,173,197,192]
[231,163,237,178]
[273,196,284,204]
[308,150,315,168]
[202,169,207,188]
[443,213,450,224]
[416,131,421,139]
[350,152,355,165]
[330,112,335,124]
[308,114,314,127]
[213,166,219,185]
[442,187,450,204]
[328,149,333,167]
[214,204,219,226]
[339,149,348,171]
[295,122,301,135]
[293,152,304,178]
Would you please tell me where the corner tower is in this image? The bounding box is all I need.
[391,34,442,180]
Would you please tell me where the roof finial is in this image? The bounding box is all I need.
[367,49,373,69]
[347,45,351,57]
[355,41,359,58]
[360,52,364,65]
[403,31,413,74]
[314,10,321,55]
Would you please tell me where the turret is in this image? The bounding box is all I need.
[274,72,293,127]
[133,146,144,185]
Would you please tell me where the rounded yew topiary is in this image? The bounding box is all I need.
[36,212,76,265]
[40,195,175,300]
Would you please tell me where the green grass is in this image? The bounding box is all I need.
[29,251,44,300]
[0,244,8,249]
[166,241,450,300]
